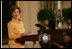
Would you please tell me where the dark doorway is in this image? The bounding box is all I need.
[2,1,16,44]
[2,1,10,44]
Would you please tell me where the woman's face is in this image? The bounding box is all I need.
[12,9,20,19]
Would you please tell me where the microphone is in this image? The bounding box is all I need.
[35,24,46,29]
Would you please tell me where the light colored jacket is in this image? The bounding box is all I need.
[7,17,25,48]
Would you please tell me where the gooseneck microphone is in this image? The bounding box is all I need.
[35,24,46,29]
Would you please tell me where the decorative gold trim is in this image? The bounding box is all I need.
[39,1,42,10]
[16,1,21,19]
[16,1,21,7]
[60,1,63,17]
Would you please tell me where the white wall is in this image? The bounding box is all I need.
[20,1,41,48]
[20,1,39,34]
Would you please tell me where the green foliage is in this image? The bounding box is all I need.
[62,8,71,21]
[38,8,55,21]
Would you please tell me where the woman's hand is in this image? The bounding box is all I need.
[21,31,32,36]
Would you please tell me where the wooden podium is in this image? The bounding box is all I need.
[16,29,71,48]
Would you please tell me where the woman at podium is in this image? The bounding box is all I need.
[7,6,31,48]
